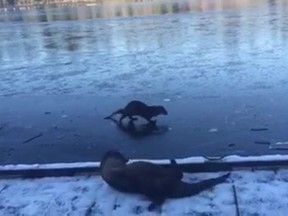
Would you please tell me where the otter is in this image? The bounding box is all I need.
[100,150,230,210]
[104,100,168,123]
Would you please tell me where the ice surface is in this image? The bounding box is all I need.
[1,1,288,98]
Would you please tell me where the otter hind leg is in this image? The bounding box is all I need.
[119,114,128,122]
[128,115,138,121]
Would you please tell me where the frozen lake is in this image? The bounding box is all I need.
[1,0,288,164]
[1,0,288,98]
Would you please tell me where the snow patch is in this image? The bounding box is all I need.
[209,128,218,133]
[0,154,288,172]
[0,170,287,215]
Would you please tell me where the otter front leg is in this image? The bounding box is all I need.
[147,197,165,212]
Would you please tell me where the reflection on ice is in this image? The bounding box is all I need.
[0,0,288,97]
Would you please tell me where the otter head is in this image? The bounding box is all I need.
[100,150,129,171]
[155,106,168,115]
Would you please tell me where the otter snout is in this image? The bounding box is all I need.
[160,107,168,115]
[162,109,168,115]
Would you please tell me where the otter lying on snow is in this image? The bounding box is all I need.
[104,100,168,123]
[100,150,230,210]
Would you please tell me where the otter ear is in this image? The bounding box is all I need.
[169,159,177,166]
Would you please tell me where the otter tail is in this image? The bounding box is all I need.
[169,173,230,199]
[104,109,124,120]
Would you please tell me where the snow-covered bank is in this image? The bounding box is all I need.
[0,154,287,215]
[0,169,287,216]
[1,154,288,171]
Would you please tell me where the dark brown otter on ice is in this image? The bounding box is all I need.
[100,150,230,210]
[104,100,168,123]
